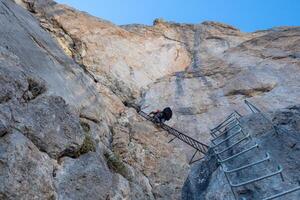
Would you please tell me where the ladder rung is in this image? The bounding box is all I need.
[234,110,242,117]
[210,131,218,138]
[222,152,270,173]
[161,124,208,153]
[212,127,243,147]
[211,112,237,131]
[211,117,238,134]
[214,133,250,155]
[218,120,240,135]
[229,165,283,187]
[212,122,241,142]
[262,185,300,200]
[218,143,259,163]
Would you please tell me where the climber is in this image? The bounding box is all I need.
[149,107,173,124]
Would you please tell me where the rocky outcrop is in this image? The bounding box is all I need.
[182,106,300,199]
[54,152,112,200]
[0,131,56,200]
[12,96,85,159]
[0,0,114,199]
[0,0,114,123]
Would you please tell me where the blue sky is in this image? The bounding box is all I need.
[56,0,300,32]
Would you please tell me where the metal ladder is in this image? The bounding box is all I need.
[127,103,209,163]
[210,101,300,200]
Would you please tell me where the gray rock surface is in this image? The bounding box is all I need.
[0,131,56,200]
[0,0,113,123]
[1,0,300,199]
[0,1,115,199]
[0,43,85,159]
[54,152,112,200]
[12,96,85,159]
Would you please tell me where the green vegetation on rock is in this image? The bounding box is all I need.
[104,151,129,179]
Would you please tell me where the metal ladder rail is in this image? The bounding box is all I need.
[211,116,242,139]
[244,100,261,113]
[210,118,239,139]
[211,127,243,147]
[216,146,283,199]
[244,100,300,200]
[126,102,210,164]
[160,123,209,154]
[210,105,298,200]
[210,113,281,200]
[228,165,284,188]
[223,153,270,173]
[218,143,259,163]
[136,109,209,155]
[262,185,300,200]
[211,122,242,143]
[211,128,251,200]
[212,111,270,199]
[211,113,236,133]
[211,111,242,132]
[216,142,283,189]
[211,133,241,199]
[214,133,251,155]
[211,116,240,135]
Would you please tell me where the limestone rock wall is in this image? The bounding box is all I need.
[2,0,300,199]
[1,1,189,199]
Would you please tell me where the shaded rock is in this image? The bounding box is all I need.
[0,52,28,104]
[0,119,10,137]
[109,170,155,200]
[0,131,56,200]
[181,149,218,200]
[54,151,113,200]
[104,149,155,200]
[0,32,85,159]
[22,77,46,102]
[80,117,113,149]
[183,107,300,199]
[13,96,85,159]
[110,174,131,200]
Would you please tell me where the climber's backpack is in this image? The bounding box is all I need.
[163,107,172,121]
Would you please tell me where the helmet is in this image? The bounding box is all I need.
[163,107,172,120]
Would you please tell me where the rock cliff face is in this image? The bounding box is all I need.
[1,0,300,199]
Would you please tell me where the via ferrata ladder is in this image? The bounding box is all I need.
[210,100,300,200]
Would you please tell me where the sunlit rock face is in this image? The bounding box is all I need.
[19,0,300,148]
[3,0,300,199]
[18,0,191,101]
[141,25,300,152]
